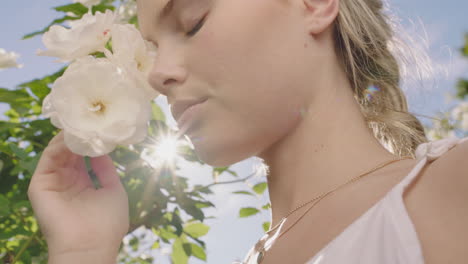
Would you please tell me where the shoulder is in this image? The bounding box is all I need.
[404,136,468,264]
[423,136,468,201]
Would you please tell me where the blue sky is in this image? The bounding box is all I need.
[1,1,467,263]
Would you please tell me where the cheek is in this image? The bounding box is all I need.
[185,0,311,165]
[191,0,308,101]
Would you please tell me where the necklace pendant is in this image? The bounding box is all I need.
[256,250,265,264]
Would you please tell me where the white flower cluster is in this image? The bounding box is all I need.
[116,0,137,23]
[0,48,23,70]
[451,101,468,131]
[38,9,159,157]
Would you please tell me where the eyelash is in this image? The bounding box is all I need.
[186,15,207,37]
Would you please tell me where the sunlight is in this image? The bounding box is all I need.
[252,157,270,178]
[140,133,183,169]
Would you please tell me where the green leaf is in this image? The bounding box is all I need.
[151,241,160,249]
[91,4,115,15]
[129,236,140,251]
[22,15,81,40]
[232,190,255,196]
[53,3,88,16]
[0,142,14,156]
[212,167,228,177]
[194,201,214,209]
[239,207,260,218]
[4,108,20,121]
[21,79,50,102]
[213,167,238,177]
[252,182,268,195]
[462,33,468,57]
[262,221,271,232]
[456,79,468,100]
[171,238,188,264]
[159,227,178,241]
[128,15,138,26]
[178,145,203,164]
[19,66,66,89]
[192,185,213,195]
[12,200,31,212]
[9,144,28,160]
[182,242,192,256]
[0,121,19,134]
[262,203,271,210]
[181,203,205,222]
[171,209,184,237]
[0,194,11,217]
[19,155,41,175]
[151,102,166,122]
[184,222,210,238]
[0,88,33,105]
[227,169,238,177]
[17,249,32,264]
[190,243,206,261]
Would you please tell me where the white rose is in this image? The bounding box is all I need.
[0,48,23,70]
[42,56,151,157]
[37,10,115,62]
[106,23,159,99]
[73,0,101,8]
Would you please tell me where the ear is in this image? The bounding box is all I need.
[303,0,339,35]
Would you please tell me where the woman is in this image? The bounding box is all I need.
[28,0,468,263]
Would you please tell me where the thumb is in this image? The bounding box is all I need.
[90,155,122,189]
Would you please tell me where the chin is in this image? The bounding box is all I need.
[192,140,252,168]
[194,148,236,168]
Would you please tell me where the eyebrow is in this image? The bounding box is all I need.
[156,0,176,23]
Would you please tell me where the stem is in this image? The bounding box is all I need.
[1,151,15,159]
[34,235,47,249]
[12,230,38,263]
[30,141,45,149]
[190,171,257,194]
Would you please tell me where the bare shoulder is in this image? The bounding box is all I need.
[403,138,468,264]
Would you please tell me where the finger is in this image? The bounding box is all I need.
[73,156,95,189]
[47,130,65,147]
[31,130,89,193]
[90,155,122,189]
[35,135,80,176]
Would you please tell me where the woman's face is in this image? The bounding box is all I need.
[137,0,330,167]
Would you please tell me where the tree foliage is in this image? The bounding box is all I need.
[456,33,468,100]
[424,33,468,140]
[1,1,467,263]
[0,2,255,263]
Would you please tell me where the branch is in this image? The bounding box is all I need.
[12,230,38,263]
[190,171,258,194]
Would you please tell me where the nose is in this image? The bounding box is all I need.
[147,48,187,99]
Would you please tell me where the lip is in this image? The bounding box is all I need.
[175,99,208,132]
[171,97,208,123]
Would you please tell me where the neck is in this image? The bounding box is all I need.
[257,75,398,228]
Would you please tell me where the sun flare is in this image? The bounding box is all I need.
[140,133,183,169]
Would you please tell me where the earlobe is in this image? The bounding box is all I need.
[303,0,339,35]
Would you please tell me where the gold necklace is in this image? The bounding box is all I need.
[252,156,414,264]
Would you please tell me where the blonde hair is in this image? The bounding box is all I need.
[333,0,429,157]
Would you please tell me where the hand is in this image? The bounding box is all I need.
[28,131,129,258]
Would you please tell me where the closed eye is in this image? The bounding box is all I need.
[186,14,207,37]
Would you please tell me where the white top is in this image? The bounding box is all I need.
[238,135,468,264]
[305,135,468,264]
